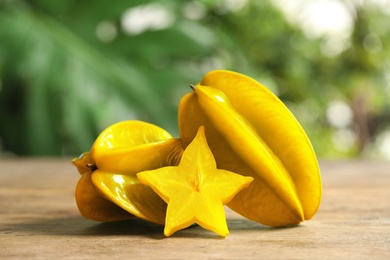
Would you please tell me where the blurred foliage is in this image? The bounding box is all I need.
[0,0,389,158]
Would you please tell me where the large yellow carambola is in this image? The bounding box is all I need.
[178,70,321,227]
[72,120,183,225]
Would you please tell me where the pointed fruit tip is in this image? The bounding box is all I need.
[198,125,205,133]
[217,228,229,237]
[164,228,173,237]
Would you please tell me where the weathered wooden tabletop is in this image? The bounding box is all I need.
[0,158,389,259]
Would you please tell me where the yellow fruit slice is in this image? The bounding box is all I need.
[137,126,253,236]
[178,70,321,226]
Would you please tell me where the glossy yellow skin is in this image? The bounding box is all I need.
[73,152,134,222]
[137,126,253,237]
[178,70,322,227]
[72,120,184,225]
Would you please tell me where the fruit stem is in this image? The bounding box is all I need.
[86,163,98,172]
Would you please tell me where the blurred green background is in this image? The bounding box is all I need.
[0,0,389,159]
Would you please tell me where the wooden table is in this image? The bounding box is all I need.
[1,158,389,259]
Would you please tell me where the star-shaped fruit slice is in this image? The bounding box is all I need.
[137,126,253,237]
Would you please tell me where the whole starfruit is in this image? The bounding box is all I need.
[72,120,183,225]
[178,70,322,227]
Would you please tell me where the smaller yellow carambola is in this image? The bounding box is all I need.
[72,120,183,225]
[179,70,322,227]
[137,126,253,237]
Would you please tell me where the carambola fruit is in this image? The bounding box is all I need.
[178,70,322,226]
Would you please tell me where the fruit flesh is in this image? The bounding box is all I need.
[137,126,253,236]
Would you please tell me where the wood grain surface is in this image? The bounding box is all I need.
[0,158,389,259]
